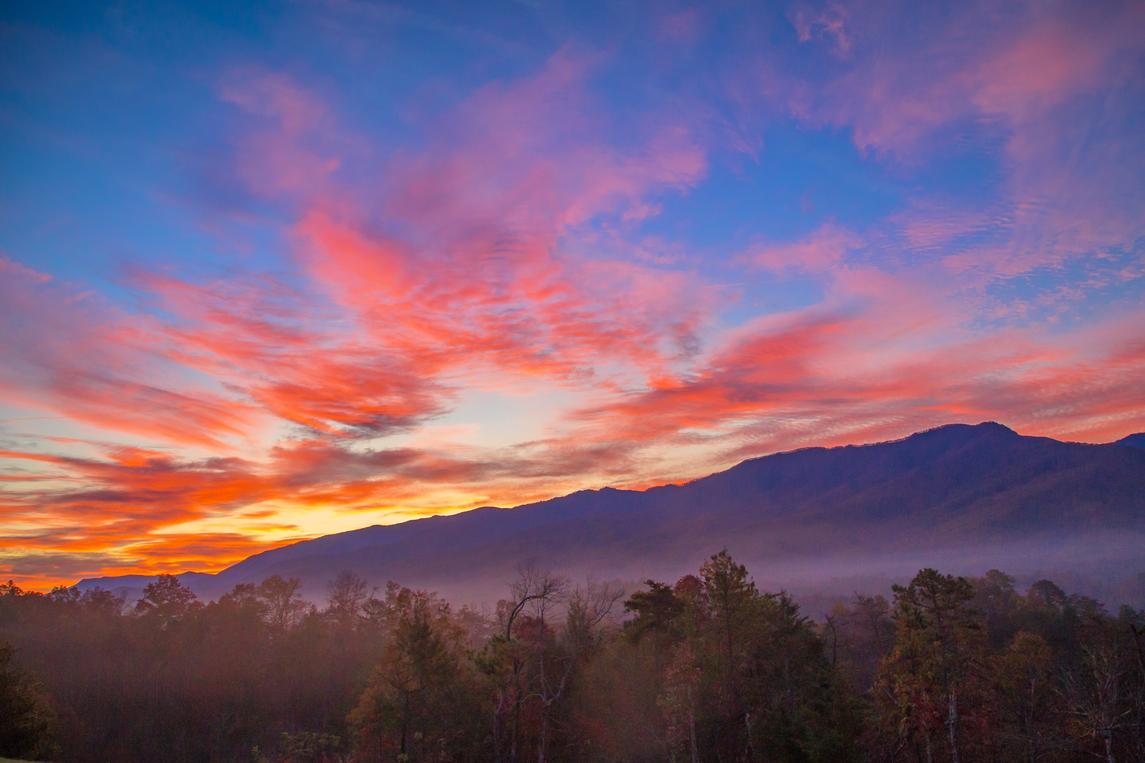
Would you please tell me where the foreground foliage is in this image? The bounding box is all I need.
[1,553,1143,762]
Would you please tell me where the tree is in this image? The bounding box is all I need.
[1027,580,1068,610]
[257,575,311,633]
[349,587,482,760]
[326,571,370,631]
[217,582,269,619]
[698,549,759,754]
[533,581,623,762]
[990,631,1065,762]
[1061,621,1133,763]
[699,552,757,701]
[625,580,684,643]
[659,641,702,763]
[569,635,667,761]
[135,574,201,627]
[477,564,568,763]
[877,569,985,763]
[1122,606,1145,763]
[824,593,894,693]
[0,641,58,760]
[741,592,861,761]
[972,570,1021,649]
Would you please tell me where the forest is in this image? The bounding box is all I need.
[2,551,1144,762]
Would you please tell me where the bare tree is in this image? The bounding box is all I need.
[326,571,370,629]
[532,580,624,762]
[486,563,568,763]
[1061,641,1132,763]
[503,562,568,640]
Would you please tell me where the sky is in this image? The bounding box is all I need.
[1,0,1144,590]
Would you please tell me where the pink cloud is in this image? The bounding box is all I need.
[0,51,713,470]
[0,257,261,450]
[214,68,350,202]
[551,256,1145,470]
[747,223,860,272]
[745,0,1145,286]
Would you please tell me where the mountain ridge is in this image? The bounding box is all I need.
[76,422,1145,603]
[1118,432,1145,449]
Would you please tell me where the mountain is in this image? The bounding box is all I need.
[69,572,215,601]
[77,422,1145,605]
[1117,432,1145,450]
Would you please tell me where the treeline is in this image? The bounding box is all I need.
[1,552,1144,762]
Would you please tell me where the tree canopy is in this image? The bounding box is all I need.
[1,555,1143,762]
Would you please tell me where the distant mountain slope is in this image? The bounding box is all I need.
[70,572,215,599]
[78,423,1145,603]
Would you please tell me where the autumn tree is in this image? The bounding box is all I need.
[349,586,482,761]
[877,569,986,763]
[990,631,1065,761]
[613,553,859,762]
[971,570,1021,649]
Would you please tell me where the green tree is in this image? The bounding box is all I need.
[698,549,759,726]
[624,580,684,643]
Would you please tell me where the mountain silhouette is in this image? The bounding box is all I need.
[1117,432,1145,450]
[77,422,1145,603]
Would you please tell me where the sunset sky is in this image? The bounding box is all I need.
[2,0,1144,589]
